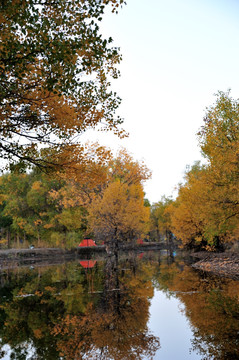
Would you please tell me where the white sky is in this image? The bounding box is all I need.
[85,0,239,203]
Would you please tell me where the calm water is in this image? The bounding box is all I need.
[0,251,238,360]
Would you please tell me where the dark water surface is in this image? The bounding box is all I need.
[0,251,238,360]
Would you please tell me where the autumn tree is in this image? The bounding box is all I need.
[88,181,150,250]
[107,148,151,186]
[198,91,239,245]
[0,170,87,248]
[167,161,231,249]
[168,92,239,250]
[0,0,125,169]
[0,171,56,247]
[150,196,173,243]
[0,144,112,248]
[167,163,210,249]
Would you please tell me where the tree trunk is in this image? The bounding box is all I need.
[17,233,20,248]
[7,229,11,249]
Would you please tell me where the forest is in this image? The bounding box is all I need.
[1,91,239,252]
[0,149,151,248]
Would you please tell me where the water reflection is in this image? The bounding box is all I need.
[154,255,239,360]
[0,253,160,359]
[53,254,160,359]
[0,252,238,360]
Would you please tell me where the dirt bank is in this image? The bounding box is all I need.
[191,252,239,280]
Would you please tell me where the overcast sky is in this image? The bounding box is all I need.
[86,0,239,203]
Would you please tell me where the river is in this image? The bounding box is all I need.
[0,250,238,359]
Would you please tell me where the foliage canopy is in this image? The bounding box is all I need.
[167,92,239,250]
[152,92,239,250]
[0,0,125,169]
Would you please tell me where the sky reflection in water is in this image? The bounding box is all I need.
[149,290,201,360]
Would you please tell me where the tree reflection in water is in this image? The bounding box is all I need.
[53,252,160,360]
[190,286,239,360]
[155,257,239,360]
[0,253,238,360]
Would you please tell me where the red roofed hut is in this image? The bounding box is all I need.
[79,239,96,247]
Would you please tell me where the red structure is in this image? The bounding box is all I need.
[79,260,96,269]
[137,238,143,245]
[79,239,96,247]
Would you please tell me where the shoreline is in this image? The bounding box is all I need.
[0,242,164,268]
[0,247,238,280]
[191,251,239,280]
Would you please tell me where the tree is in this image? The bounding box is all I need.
[167,163,209,249]
[88,181,150,248]
[86,149,151,249]
[0,170,89,248]
[107,148,151,186]
[168,92,239,250]
[198,91,239,244]
[150,196,173,243]
[0,201,12,248]
[0,0,125,169]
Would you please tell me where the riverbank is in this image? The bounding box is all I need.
[2,246,238,281]
[191,251,239,280]
[0,242,164,269]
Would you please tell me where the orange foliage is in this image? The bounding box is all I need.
[88,181,150,242]
[167,92,239,249]
[0,0,126,169]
